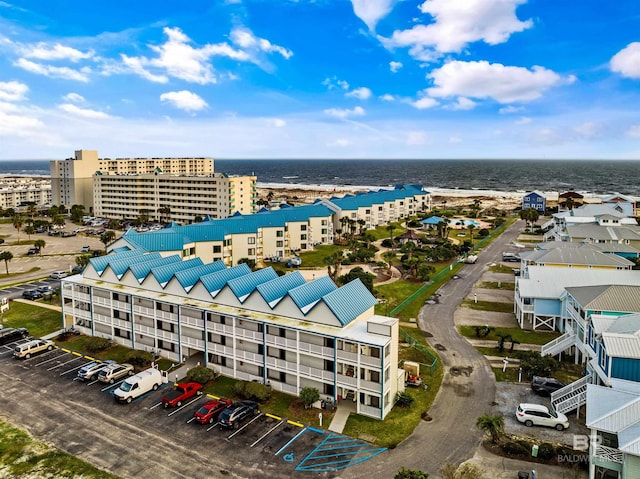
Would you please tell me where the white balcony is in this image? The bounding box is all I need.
[594,445,623,464]
[73,308,92,320]
[112,299,130,311]
[298,341,334,358]
[359,355,382,368]
[337,349,358,363]
[112,318,132,330]
[181,336,204,350]
[73,291,91,302]
[266,334,297,349]
[266,356,298,372]
[359,379,382,392]
[299,364,334,382]
[270,381,298,395]
[207,342,234,357]
[93,312,111,325]
[208,322,234,335]
[336,373,357,387]
[234,349,263,364]
[181,316,204,329]
[359,404,382,419]
[236,328,263,342]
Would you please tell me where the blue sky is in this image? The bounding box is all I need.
[1,0,639,160]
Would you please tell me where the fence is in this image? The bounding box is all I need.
[399,329,438,375]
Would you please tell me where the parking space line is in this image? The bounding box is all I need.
[71,351,83,357]
[33,352,68,365]
[265,413,281,420]
[186,417,196,424]
[47,356,83,371]
[287,420,304,428]
[100,379,125,392]
[166,395,203,417]
[226,413,264,440]
[275,426,307,456]
[60,363,87,376]
[149,402,163,410]
[206,422,220,431]
[250,419,284,448]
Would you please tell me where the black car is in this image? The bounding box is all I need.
[0,327,29,346]
[0,238,5,244]
[22,289,43,300]
[531,376,567,396]
[218,400,259,429]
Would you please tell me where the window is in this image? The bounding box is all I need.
[276,240,283,247]
[300,225,307,231]
[213,245,221,253]
[276,230,283,237]
[300,234,307,240]
[248,248,255,255]
[248,237,256,244]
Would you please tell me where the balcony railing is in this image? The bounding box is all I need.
[208,322,234,335]
[206,342,235,357]
[181,336,205,350]
[266,334,297,349]
[336,373,357,387]
[299,364,334,382]
[359,379,382,392]
[298,341,334,358]
[594,445,623,464]
[336,350,358,363]
[359,404,382,419]
[359,355,382,368]
[234,349,263,364]
[181,316,204,329]
[73,291,91,302]
[266,356,298,372]
[236,328,263,342]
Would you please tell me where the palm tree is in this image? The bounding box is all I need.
[357,219,366,236]
[0,251,13,275]
[323,251,343,281]
[100,230,116,252]
[476,414,504,444]
[34,239,46,257]
[386,224,396,250]
[23,224,35,241]
[12,215,24,245]
[467,223,476,246]
[382,251,396,274]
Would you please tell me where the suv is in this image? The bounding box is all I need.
[36,285,54,295]
[13,338,54,359]
[77,360,116,381]
[50,271,68,280]
[27,247,40,255]
[531,376,566,396]
[516,403,569,430]
[98,363,135,384]
[0,327,29,346]
[219,400,259,429]
[80,246,91,253]
[22,289,43,300]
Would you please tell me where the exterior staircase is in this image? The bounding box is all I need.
[551,374,591,414]
[541,330,575,357]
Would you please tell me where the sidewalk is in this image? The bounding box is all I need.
[328,400,356,433]
[163,354,203,382]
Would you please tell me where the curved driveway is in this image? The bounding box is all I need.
[346,219,523,478]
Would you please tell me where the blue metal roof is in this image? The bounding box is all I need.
[321,279,377,326]
[421,216,446,225]
[289,276,337,312]
[227,267,279,302]
[89,250,144,275]
[104,252,163,279]
[256,271,306,307]
[112,246,133,253]
[127,255,182,282]
[122,228,193,252]
[149,257,204,287]
[198,264,252,296]
[173,260,227,291]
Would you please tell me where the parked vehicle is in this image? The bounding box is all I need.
[219,400,259,429]
[114,367,163,404]
[0,327,29,346]
[162,382,203,408]
[71,265,84,274]
[77,360,116,381]
[0,238,5,243]
[36,285,54,295]
[13,338,54,359]
[50,270,68,279]
[516,403,569,430]
[61,231,76,237]
[98,363,135,384]
[27,247,40,255]
[531,376,567,396]
[194,398,232,424]
[502,252,520,262]
[80,246,91,253]
[22,289,43,300]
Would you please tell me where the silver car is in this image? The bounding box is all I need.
[98,363,135,384]
[77,360,116,381]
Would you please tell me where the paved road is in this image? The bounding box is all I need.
[345,219,524,479]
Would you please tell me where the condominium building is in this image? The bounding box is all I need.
[0,176,51,208]
[61,250,402,419]
[50,150,256,221]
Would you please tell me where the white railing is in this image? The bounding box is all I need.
[594,445,623,464]
[92,295,110,306]
[270,382,298,395]
[112,318,131,330]
[265,334,297,349]
[298,341,334,358]
[336,374,357,387]
[181,316,204,329]
[93,313,111,325]
[265,357,298,372]
[112,299,130,311]
[337,350,358,363]
[132,304,154,316]
[208,322,234,335]
[73,308,92,320]
[156,330,178,341]
[541,330,575,356]
[234,349,263,364]
[236,328,263,342]
[299,364,334,382]
[73,292,91,302]
[156,310,178,322]
[359,379,382,392]
[551,374,591,413]
[359,355,382,368]
[181,336,204,350]
[207,342,234,357]
[359,404,381,419]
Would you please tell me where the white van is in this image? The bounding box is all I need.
[114,367,163,403]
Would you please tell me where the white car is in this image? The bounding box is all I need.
[50,270,68,279]
[516,403,569,431]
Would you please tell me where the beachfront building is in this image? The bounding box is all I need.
[601,193,637,218]
[522,191,546,212]
[586,381,640,479]
[61,249,402,420]
[543,204,639,242]
[558,191,585,211]
[0,176,51,208]
[93,170,257,223]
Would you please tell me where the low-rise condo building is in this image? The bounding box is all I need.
[0,176,51,208]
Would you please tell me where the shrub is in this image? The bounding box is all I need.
[395,391,414,407]
[233,381,271,402]
[84,337,110,353]
[537,443,555,460]
[501,441,529,456]
[125,350,153,367]
[299,387,320,408]
[185,366,214,385]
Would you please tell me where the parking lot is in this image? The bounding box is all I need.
[0,336,385,479]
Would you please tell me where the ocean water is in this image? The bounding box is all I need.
[5,159,640,196]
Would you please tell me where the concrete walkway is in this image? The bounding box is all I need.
[164,353,203,382]
[328,400,356,433]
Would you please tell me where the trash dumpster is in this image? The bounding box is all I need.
[531,444,539,457]
[517,473,529,479]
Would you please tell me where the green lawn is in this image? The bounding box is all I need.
[477,281,515,291]
[297,244,344,267]
[0,419,120,478]
[460,299,515,313]
[458,325,560,345]
[489,264,516,274]
[2,301,62,337]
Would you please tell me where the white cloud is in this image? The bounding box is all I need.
[411,96,438,109]
[328,138,351,147]
[58,103,113,119]
[160,90,208,112]
[573,122,601,138]
[499,105,523,114]
[448,97,476,110]
[324,106,365,119]
[230,27,293,59]
[346,87,372,100]
[0,80,28,101]
[515,116,531,125]
[407,131,428,145]
[380,93,395,101]
[611,42,640,79]
[323,77,350,90]
[62,92,85,104]
[449,135,462,144]
[15,58,90,82]
[380,0,532,59]
[22,42,93,62]
[427,60,570,103]
[389,61,403,73]
[627,125,640,138]
[351,0,396,31]
[269,118,286,127]
[120,55,169,83]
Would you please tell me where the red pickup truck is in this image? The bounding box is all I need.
[161,382,203,408]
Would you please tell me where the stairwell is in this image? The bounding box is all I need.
[551,374,591,414]
[540,330,575,357]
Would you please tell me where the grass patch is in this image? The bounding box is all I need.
[342,330,443,448]
[489,264,516,274]
[297,244,344,268]
[460,299,515,313]
[477,281,515,291]
[0,266,42,279]
[0,418,120,478]
[458,325,560,345]
[1,301,62,337]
